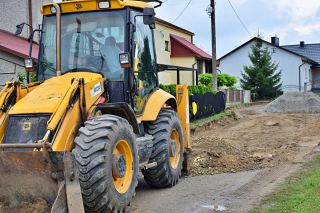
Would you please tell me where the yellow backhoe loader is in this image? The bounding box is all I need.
[0,0,190,212]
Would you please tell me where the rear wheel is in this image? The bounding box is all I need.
[143,110,184,188]
[73,115,138,213]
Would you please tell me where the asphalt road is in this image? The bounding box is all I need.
[127,169,263,213]
[127,144,319,213]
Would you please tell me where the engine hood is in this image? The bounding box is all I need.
[9,72,103,115]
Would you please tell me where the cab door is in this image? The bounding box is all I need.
[131,11,158,114]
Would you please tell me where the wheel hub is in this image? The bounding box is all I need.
[169,140,177,157]
[112,154,126,179]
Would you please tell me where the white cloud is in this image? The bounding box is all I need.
[294,23,320,36]
[272,0,320,19]
[232,0,249,6]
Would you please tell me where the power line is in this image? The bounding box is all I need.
[172,0,193,23]
[227,0,251,36]
[160,0,193,33]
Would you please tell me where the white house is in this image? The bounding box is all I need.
[218,37,320,92]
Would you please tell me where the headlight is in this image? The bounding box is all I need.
[50,6,56,13]
[98,0,110,9]
[119,53,130,64]
[119,53,131,68]
[24,58,34,69]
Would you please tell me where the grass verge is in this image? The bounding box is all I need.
[253,155,320,213]
[190,111,233,128]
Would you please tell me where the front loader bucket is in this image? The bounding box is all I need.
[0,151,69,212]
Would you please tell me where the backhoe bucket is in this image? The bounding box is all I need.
[0,151,72,212]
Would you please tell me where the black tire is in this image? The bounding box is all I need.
[73,115,138,213]
[142,110,184,188]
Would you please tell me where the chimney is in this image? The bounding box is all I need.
[300,41,305,48]
[271,36,279,46]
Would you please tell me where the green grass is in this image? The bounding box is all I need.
[190,111,233,128]
[253,155,320,213]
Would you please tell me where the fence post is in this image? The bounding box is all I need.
[196,69,199,86]
[304,82,307,93]
[227,90,230,103]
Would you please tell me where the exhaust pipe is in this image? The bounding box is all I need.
[52,3,62,76]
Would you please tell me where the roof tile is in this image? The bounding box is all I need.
[170,34,212,59]
[0,29,39,60]
[282,44,320,64]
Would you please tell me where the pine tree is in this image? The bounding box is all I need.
[240,38,282,99]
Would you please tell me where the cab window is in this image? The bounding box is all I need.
[131,12,157,114]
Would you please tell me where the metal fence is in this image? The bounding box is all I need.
[189,91,226,121]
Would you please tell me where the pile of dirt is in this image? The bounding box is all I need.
[189,105,320,176]
[0,198,50,213]
[264,92,320,113]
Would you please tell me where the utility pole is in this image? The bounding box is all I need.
[210,0,217,91]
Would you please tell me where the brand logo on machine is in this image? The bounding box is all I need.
[22,122,32,131]
[90,82,102,97]
[75,3,82,10]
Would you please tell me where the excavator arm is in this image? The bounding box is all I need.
[0,83,16,144]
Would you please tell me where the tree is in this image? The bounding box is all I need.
[240,38,282,99]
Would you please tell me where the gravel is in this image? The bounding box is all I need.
[264,92,320,113]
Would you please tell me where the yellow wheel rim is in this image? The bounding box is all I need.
[112,140,133,194]
[169,129,181,169]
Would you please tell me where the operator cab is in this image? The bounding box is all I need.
[36,1,158,114]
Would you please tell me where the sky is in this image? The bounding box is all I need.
[155,0,320,58]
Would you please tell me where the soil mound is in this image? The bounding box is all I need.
[264,92,320,113]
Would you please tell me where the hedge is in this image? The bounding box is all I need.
[159,84,216,95]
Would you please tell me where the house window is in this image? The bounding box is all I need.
[165,41,170,52]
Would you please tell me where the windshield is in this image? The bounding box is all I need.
[38,10,126,81]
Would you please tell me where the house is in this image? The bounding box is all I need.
[154,18,212,85]
[0,1,212,87]
[218,37,320,92]
[0,0,44,88]
[282,43,320,91]
[0,30,38,87]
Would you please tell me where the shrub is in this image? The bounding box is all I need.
[199,73,212,87]
[159,84,215,95]
[199,73,238,88]
[18,72,37,84]
[159,84,176,95]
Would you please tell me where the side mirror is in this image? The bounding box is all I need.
[119,53,131,69]
[143,8,156,28]
[24,58,34,72]
[15,23,24,36]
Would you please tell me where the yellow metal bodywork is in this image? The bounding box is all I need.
[138,89,176,121]
[0,84,14,144]
[1,72,104,152]
[1,0,191,154]
[52,99,82,151]
[0,82,44,143]
[176,85,191,151]
[9,72,103,115]
[42,0,150,15]
[138,86,190,151]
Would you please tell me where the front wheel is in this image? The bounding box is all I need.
[73,115,138,213]
[143,110,184,188]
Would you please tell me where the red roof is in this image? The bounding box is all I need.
[0,29,39,60]
[170,34,212,59]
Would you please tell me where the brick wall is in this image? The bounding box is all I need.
[0,50,24,87]
[0,1,29,37]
